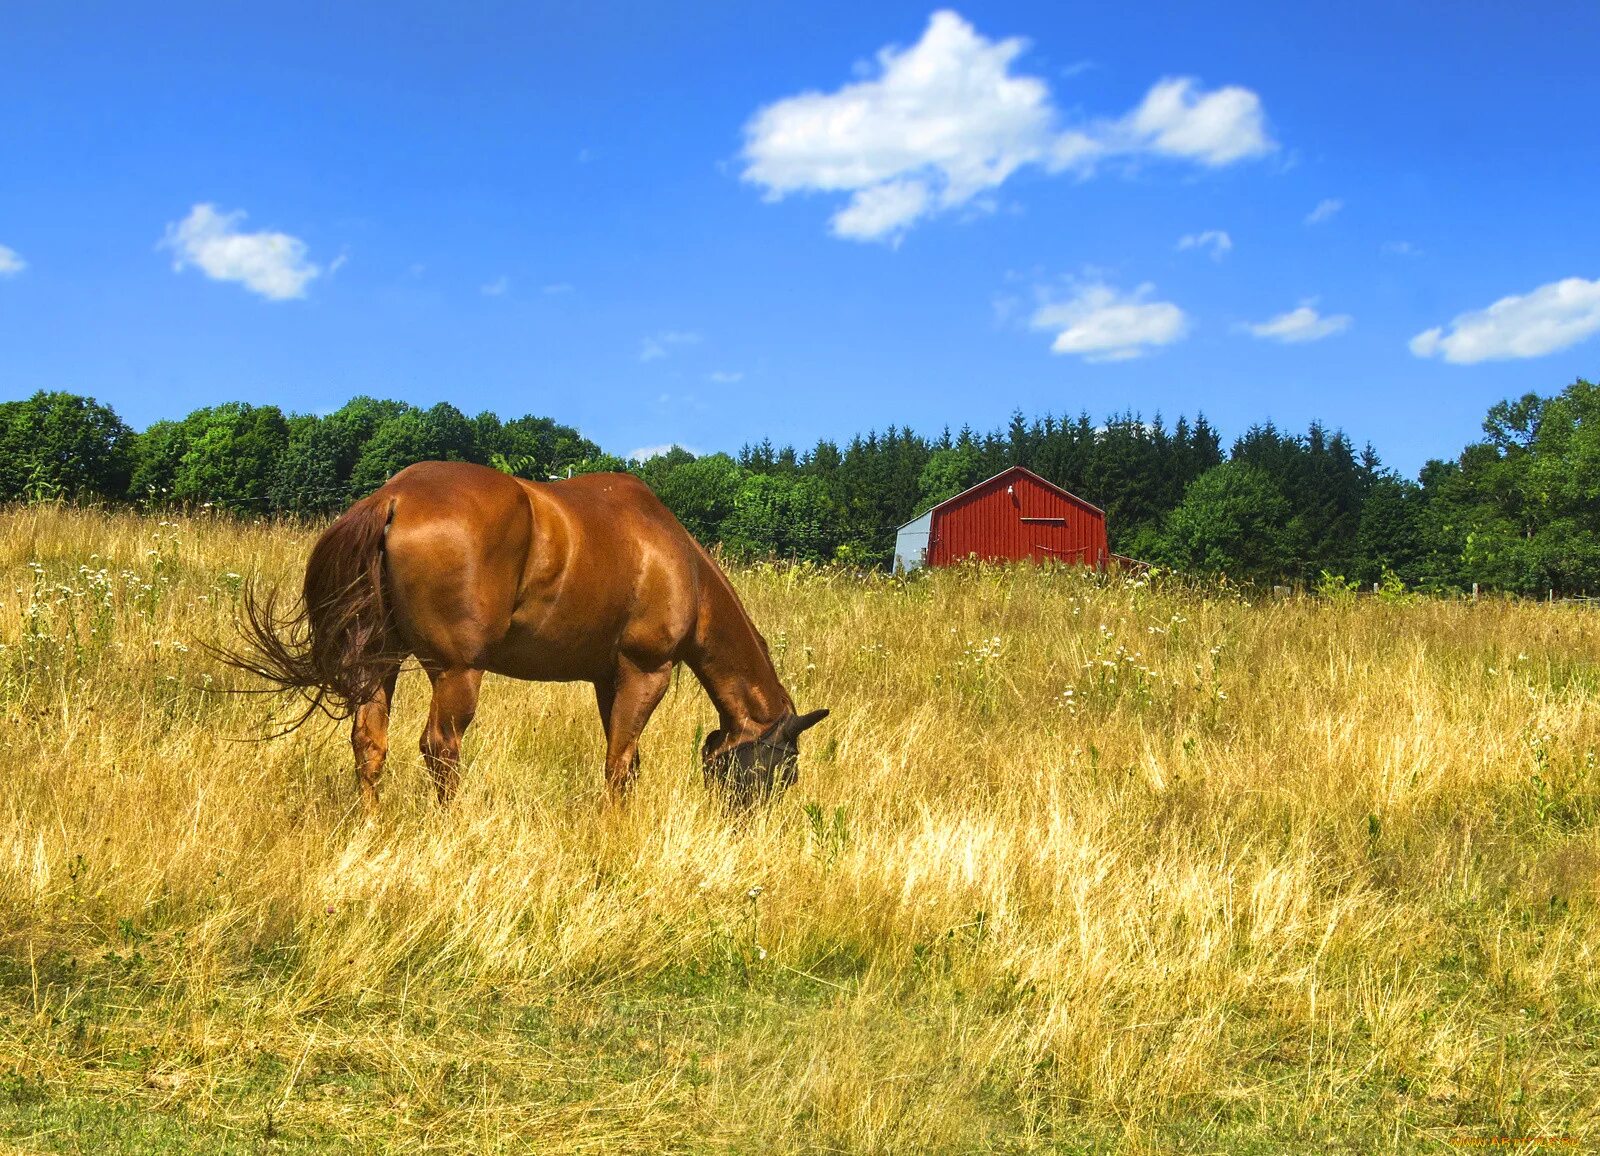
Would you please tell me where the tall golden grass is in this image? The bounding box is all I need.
[1,503,1596,1152]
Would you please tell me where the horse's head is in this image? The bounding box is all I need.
[702,708,830,808]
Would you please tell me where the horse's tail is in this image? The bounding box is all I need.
[219,495,400,729]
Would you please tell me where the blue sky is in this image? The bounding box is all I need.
[2,1,1598,475]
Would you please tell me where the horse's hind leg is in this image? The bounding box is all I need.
[352,663,401,816]
[421,667,483,805]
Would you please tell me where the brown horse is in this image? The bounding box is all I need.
[228,460,828,812]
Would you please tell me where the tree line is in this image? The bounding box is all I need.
[2,378,1597,595]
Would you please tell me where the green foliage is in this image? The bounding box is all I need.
[633,445,697,491]
[349,402,476,492]
[1155,463,1295,585]
[0,391,134,502]
[479,411,604,480]
[1355,474,1423,584]
[565,452,630,476]
[722,472,836,561]
[917,443,984,511]
[802,801,851,867]
[6,378,1600,591]
[1417,379,1600,595]
[269,413,357,515]
[126,402,290,512]
[653,453,743,543]
[1229,421,1370,581]
[489,451,537,476]
[175,403,291,511]
[1374,568,1414,604]
[115,393,597,518]
[126,419,185,502]
[1313,570,1359,602]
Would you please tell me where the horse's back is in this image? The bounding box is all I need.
[371,462,703,679]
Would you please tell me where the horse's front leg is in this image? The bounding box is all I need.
[601,657,672,801]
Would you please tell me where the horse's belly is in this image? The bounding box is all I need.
[483,659,604,683]
[480,622,617,683]
[489,542,693,681]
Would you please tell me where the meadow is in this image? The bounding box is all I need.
[0,503,1596,1153]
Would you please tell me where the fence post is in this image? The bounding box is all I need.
[1472,582,1479,602]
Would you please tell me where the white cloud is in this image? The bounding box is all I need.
[161,204,320,300]
[707,370,744,384]
[1410,276,1600,364]
[1177,229,1232,260]
[1305,198,1342,225]
[542,282,575,295]
[481,276,510,296]
[741,10,1274,242]
[1382,240,1420,257]
[831,179,932,242]
[1118,78,1272,167]
[1244,302,1352,343]
[627,441,697,457]
[1030,281,1189,362]
[0,244,26,277]
[639,330,702,362]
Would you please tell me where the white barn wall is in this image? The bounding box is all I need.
[893,510,933,572]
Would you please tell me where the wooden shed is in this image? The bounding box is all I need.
[893,465,1109,571]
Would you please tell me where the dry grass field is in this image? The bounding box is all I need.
[1,503,1597,1153]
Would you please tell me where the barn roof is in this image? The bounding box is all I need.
[895,465,1105,532]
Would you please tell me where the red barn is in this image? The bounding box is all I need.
[893,465,1109,571]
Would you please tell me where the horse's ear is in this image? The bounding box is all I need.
[783,709,830,740]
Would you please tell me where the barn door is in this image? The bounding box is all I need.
[1019,514,1069,565]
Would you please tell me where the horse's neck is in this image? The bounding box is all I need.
[689,571,791,737]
